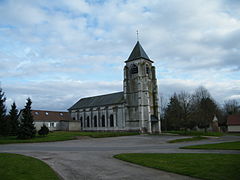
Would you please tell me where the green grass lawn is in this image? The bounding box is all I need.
[181,141,240,150]
[164,130,223,137]
[114,153,240,180]
[225,132,240,136]
[0,153,59,180]
[0,131,139,144]
[167,136,208,143]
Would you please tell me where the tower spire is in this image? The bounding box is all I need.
[126,41,152,62]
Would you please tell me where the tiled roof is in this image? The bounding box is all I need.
[69,92,124,110]
[227,114,240,125]
[31,110,72,122]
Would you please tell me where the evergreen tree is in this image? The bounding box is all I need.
[17,98,36,139]
[0,88,8,136]
[9,102,19,135]
[164,93,182,130]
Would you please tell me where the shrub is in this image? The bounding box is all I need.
[38,124,49,136]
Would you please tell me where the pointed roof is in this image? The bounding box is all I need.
[126,41,152,62]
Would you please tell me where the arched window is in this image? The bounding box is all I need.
[80,117,83,127]
[102,115,105,127]
[130,64,138,74]
[110,114,114,127]
[94,115,97,127]
[146,65,150,74]
[87,116,90,127]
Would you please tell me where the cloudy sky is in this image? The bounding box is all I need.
[0,0,240,111]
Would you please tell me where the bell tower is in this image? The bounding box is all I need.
[124,41,161,133]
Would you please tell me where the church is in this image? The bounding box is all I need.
[68,41,161,133]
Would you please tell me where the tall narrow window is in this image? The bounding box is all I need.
[87,116,90,127]
[130,64,138,74]
[110,114,114,127]
[146,65,150,74]
[94,115,97,127]
[80,117,83,127]
[102,115,105,127]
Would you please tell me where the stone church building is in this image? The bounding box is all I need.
[69,41,161,133]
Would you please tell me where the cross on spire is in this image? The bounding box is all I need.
[136,30,139,41]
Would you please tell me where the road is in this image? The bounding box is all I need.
[0,135,239,180]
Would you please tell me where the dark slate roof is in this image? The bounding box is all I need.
[127,41,152,62]
[69,92,124,110]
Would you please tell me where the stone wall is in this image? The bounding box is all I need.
[70,104,126,131]
[124,58,161,133]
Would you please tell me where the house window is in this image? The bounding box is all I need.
[45,112,49,115]
[94,115,97,127]
[102,115,105,127]
[130,64,138,74]
[35,112,39,115]
[110,114,114,127]
[60,113,63,116]
[49,122,56,127]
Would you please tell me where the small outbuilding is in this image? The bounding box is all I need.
[227,114,240,132]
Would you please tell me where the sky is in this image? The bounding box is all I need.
[0,0,240,111]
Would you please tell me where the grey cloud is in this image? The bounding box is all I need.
[3,78,239,112]
[1,0,240,111]
[4,80,122,111]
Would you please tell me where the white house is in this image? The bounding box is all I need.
[18,110,80,131]
[227,113,240,132]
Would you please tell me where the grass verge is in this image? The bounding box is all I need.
[181,141,240,150]
[0,131,139,144]
[0,153,59,180]
[167,136,207,143]
[225,132,240,136]
[114,153,240,180]
[164,130,223,137]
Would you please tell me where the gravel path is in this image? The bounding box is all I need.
[0,135,239,180]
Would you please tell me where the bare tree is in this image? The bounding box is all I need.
[178,91,195,130]
[223,99,240,115]
[159,94,168,131]
[164,91,195,131]
[191,86,218,132]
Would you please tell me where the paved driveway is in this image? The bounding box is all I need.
[0,135,239,180]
